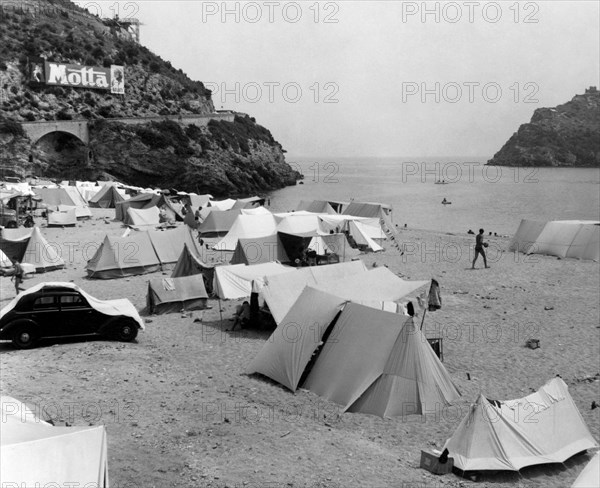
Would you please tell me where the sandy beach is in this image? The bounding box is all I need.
[1,208,598,488]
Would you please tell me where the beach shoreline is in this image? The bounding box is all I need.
[1,208,598,488]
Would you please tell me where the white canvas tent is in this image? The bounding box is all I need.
[248,289,460,417]
[509,219,600,261]
[312,266,429,311]
[443,377,599,472]
[34,187,92,219]
[0,248,11,267]
[213,214,278,251]
[146,275,208,314]
[47,207,77,227]
[259,260,367,324]
[209,198,236,211]
[213,262,292,299]
[125,206,161,227]
[22,227,66,272]
[0,396,109,487]
[572,450,600,488]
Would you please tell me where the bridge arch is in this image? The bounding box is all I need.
[21,120,90,145]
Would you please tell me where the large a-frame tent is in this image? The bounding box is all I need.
[248,288,460,417]
[88,183,125,208]
[347,317,460,416]
[1,396,109,487]
[443,377,598,472]
[86,232,160,279]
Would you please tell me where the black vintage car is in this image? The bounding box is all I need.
[0,284,143,349]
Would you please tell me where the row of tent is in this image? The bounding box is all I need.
[245,283,600,476]
[206,211,388,254]
[86,226,202,279]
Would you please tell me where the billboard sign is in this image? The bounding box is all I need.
[40,61,125,93]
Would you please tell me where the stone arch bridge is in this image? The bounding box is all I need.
[21,113,236,145]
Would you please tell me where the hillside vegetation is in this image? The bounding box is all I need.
[0,0,298,194]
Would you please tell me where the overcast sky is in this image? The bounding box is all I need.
[83,1,599,159]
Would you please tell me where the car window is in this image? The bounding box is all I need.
[33,296,57,310]
[60,295,87,308]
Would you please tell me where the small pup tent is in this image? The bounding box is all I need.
[0,396,109,487]
[88,183,125,208]
[171,243,215,294]
[509,220,600,261]
[248,289,460,417]
[47,207,77,227]
[146,275,208,314]
[443,377,599,472]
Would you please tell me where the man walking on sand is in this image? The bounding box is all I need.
[472,229,489,269]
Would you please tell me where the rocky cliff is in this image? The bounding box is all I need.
[0,0,298,194]
[487,88,600,167]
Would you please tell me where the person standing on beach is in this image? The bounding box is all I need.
[11,257,25,295]
[472,229,489,269]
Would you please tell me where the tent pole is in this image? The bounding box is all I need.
[218,297,223,329]
[420,307,427,330]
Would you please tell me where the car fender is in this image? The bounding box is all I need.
[0,318,39,338]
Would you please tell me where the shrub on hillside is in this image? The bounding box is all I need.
[0,117,26,137]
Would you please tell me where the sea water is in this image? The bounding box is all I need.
[268,157,600,236]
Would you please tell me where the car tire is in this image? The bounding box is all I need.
[12,324,38,349]
[114,319,138,342]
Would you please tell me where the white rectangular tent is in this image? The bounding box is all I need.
[510,219,600,261]
[1,396,109,487]
[213,262,293,299]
